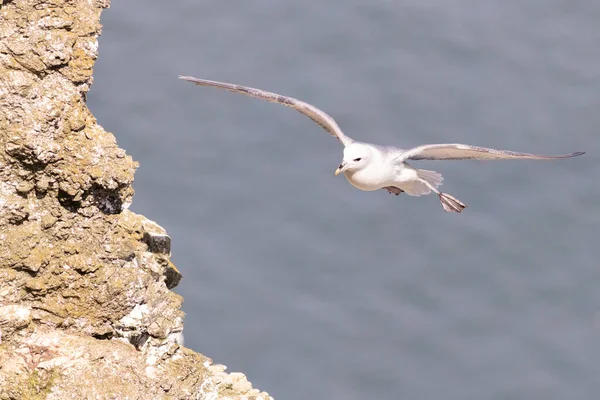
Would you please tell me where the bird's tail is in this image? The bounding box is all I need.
[416,169,443,189]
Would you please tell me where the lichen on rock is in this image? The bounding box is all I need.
[0,1,271,398]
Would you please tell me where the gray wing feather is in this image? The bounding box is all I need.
[396,143,584,162]
[179,76,354,147]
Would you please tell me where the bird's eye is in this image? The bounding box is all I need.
[353,158,362,162]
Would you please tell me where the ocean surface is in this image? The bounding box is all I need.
[88,1,599,399]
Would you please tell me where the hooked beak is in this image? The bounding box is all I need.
[334,162,346,176]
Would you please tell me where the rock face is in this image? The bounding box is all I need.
[0,1,271,398]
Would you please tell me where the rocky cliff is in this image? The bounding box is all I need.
[0,1,271,398]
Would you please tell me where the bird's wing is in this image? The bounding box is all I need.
[395,143,584,162]
[179,76,354,147]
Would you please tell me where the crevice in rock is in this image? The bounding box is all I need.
[88,182,124,215]
[57,188,82,212]
[91,332,114,340]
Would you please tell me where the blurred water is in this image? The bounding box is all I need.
[88,1,600,399]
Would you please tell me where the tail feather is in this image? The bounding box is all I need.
[439,192,467,213]
[416,169,443,188]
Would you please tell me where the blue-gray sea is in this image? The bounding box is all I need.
[88,1,599,399]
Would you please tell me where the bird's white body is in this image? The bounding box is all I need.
[336,142,454,207]
[342,148,415,191]
[179,75,584,213]
[344,166,396,191]
[343,149,397,191]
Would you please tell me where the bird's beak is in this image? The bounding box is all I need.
[334,162,346,176]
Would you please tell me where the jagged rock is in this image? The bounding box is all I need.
[0,1,272,399]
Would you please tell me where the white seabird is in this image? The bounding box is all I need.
[179,76,584,213]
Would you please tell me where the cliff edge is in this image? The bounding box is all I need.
[0,1,271,398]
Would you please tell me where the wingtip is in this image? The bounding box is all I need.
[565,151,585,158]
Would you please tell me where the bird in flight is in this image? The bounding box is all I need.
[179,76,584,213]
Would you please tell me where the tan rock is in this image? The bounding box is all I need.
[0,1,272,398]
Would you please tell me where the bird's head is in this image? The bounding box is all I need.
[335,143,372,176]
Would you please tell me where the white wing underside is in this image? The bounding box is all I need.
[178,76,354,147]
[395,143,584,162]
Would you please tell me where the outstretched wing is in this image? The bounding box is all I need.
[396,143,584,162]
[179,76,354,147]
